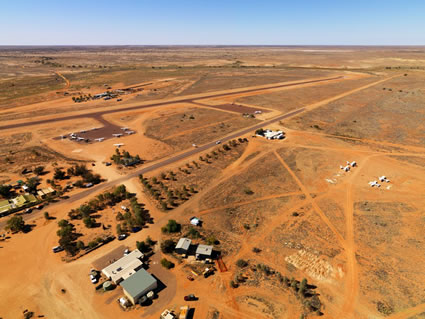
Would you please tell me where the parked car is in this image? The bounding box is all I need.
[52,246,64,253]
[184,294,197,301]
[131,226,141,233]
[25,208,32,214]
[117,98,122,102]
[105,162,112,166]
[187,276,194,281]
[118,234,127,241]
[90,274,98,284]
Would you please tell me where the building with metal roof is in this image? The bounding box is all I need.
[102,249,144,284]
[120,268,157,305]
[175,238,192,255]
[195,244,213,259]
[12,194,37,208]
[0,200,12,216]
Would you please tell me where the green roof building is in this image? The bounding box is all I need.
[119,269,157,305]
[12,194,37,208]
[0,200,12,215]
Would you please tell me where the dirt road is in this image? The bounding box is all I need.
[0,107,305,229]
[55,72,70,89]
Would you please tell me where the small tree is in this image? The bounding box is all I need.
[299,278,308,297]
[136,240,149,253]
[162,219,181,233]
[54,168,66,180]
[116,224,123,235]
[58,219,69,228]
[0,184,12,198]
[146,236,155,247]
[187,227,200,238]
[236,259,248,268]
[230,280,238,288]
[44,212,50,220]
[206,235,217,245]
[243,187,254,195]
[76,240,85,250]
[34,166,45,176]
[160,258,174,269]
[83,216,95,228]
[160,239,175,254]
[5,216,26,232]
[88,241,97,249]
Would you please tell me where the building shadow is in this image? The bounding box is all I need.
[151,274,167,295]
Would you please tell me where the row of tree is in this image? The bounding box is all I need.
[72,94,92,103]
[139,174,196,210]
[52,164,101,186]
[68,184,130,221]
[231,259,322,315]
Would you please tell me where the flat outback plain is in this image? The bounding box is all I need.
[1,46,425,319]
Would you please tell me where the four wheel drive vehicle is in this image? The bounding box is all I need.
[131,226,141,233]
[187,276,194,281]
[90,274,98,284]
[203,267,215,278]
[184,294,197,301]
[52,246,64,253]
[215,140,221,144]
[118,234,127,241]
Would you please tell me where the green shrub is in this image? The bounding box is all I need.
[161,239,175,254]
[161,258,174,269]
[236,259,248,268]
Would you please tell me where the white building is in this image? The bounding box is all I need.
[196,244,213,259]
[175,238,191,255]
[102,249,144,284]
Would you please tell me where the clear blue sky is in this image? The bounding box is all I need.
[1,0,424,45]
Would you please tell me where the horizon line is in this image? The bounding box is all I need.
[0,44,425,48]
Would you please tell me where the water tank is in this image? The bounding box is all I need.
[147,290,155,299]
[103,281,113,291]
